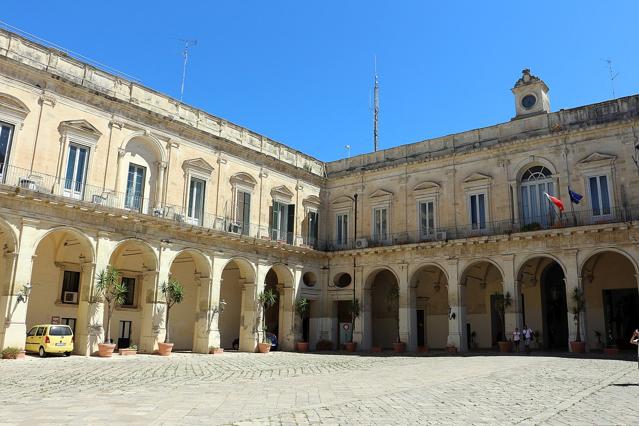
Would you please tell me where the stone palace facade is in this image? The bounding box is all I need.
[0,28,638,355]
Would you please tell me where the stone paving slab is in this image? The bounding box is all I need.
[0,352,636,425]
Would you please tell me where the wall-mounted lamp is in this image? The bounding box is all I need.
[17,283,32,304]
[448,305,456,320]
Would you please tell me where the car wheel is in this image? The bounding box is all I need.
[38,347,46,358]
[64,352,71,357]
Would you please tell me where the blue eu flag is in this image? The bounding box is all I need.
[568,188,583,204]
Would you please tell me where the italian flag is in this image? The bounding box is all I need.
[544,192,564,212]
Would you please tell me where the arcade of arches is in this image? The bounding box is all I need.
[1,217,638,355]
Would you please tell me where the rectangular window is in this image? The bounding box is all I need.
[121,277,136,307]
[61,270,80,304]
[187,177,206,225]
[0,122,14,180]
[336,213,348,246]
[308,210,319,246]
[589,175,611,217]
[470,193,486,230]
[63,144,89,199]
[125,164,145,211]
[118,320,132,349]
[61,318,76,333]
[373,207,388,241]
[419,200,435,237]
[236,190,251,235]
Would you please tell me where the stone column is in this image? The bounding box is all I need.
[353,266,367,350]
[240,281,258,352]
[1,221,41,350]
[139,270,160,354]
[397,263,414,350]
[74,261,96,356]
[502,255,520,336]
[318,266,330,343]
[0,251,19,350]
[564,251,582,351]
[279,286,295,351]
[193,275,214,354]
[446,259,466,352]
[155,161,167,208]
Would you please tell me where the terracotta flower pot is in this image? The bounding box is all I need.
[604,346,618,356]
[393,342,406,353]
[371,346,382,353]
[158,342,174,356]
[498,341,513,353]
[446,346,458,353]
[418,345,429,353]
[209,348,224,354]
[2,350,26,360]
[98,343,116,358]
[297,342,309,353]
[345,342,357,352]
[118,348,137,356]
[570,341,586,353]
[258,342,271,353]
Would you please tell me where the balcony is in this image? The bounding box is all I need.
[318,206,637,251]
[0,164,298,249]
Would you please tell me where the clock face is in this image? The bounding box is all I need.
[522,94,537,109]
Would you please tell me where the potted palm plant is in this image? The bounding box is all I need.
[2,347,26,360]
[493,291,513,353]
[387,284,405,353]
[570,287,586,353]
[257,288,277,353]
[159,277,184,356]
[95,266,127,357]
[345,298,360,352]
[295,297,310,352]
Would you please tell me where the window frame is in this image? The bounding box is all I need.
[371,205,390,243]
[468,190,488,231]
[335,211,349,247]
[186,176,206,225]
[0,122,15,181]
[586,173,613,219]
[63,143,90,200]
[124,163,146,212]
[416,196,437,238]
[120,276,137,308]
[60,270,81,305]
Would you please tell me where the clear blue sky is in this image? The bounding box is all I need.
[2,1,638,161]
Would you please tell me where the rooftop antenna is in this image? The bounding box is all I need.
[604,58,620,99]
[179,39,198,102]
[373,56,379,152]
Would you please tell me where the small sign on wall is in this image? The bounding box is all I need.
[51,316,60,325]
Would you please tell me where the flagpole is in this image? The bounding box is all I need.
[562,142,577,226]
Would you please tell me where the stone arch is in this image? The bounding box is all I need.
[363,267,400,350]
[516,254,568,351]
[31,226,95,262]
[363,266,401,290]
[410,262,449,350]
[167,248,212,352]
[515,253,567,280]
[218,257,257,351]
[119,131,166,164]
[267,263,295,287]
[459,259,505,349]
[109,238,158,270]
[26,227,96,354]
[579,249,639,349]
[512,156,559,182]
[578,247,639,277]
[0,215,19,253]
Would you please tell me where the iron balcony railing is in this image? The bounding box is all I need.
[1,164,636,251]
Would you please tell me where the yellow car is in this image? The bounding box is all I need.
[25,324,74,357]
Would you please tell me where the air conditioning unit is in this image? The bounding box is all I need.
[436,231,447,241]
[63,291,78,304]
[355,238,368,249]
[228,222,241,234]
[173,213,184,223]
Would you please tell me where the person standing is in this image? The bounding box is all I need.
[512,327,521,353]
[523,325,534,355]
[630,329,639,369]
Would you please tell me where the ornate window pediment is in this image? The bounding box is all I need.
[271,185,294,201]
[331,195,354,205]
[463,172,492,189]
[182,158,214,177]
[413,181,440,194]
[369,188,393,199]
[230,172,257,189]
[0,93,30,120]
[576,152,616,169]
[59,119,101,148]
[303,195,321,210]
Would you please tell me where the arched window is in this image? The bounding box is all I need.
[520,166,554,226]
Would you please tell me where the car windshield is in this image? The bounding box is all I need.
[49,326,73,336]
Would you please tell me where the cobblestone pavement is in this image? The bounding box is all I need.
[0,351,637,425]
